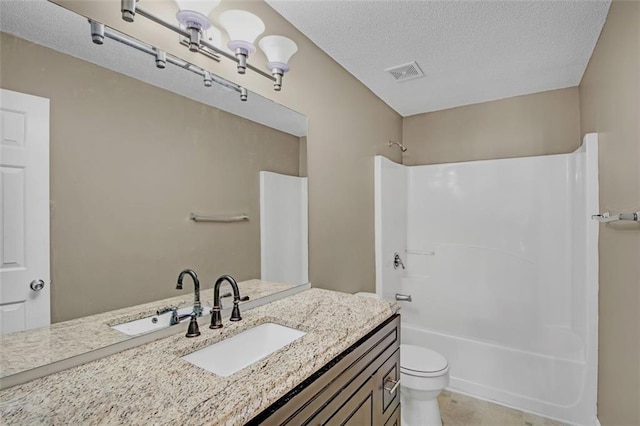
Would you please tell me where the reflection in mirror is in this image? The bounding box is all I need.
[0,0,308,381]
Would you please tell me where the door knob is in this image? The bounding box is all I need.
[30,279,45,291]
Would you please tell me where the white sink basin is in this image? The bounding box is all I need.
[111,305,210,336]
[182,323,306,377]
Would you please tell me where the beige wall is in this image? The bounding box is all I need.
[402,87,581,165]
[52,0,403,297]
[579,2,640,425]
[1,32,300,322]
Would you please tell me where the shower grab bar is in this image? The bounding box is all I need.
[189,213,249,223]
[405,249,435,256]
[591,211,639,223]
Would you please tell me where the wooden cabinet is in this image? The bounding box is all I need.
[384,404,401,426]
[248,314,401,426]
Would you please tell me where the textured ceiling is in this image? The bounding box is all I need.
[0,0,307,136]
[266,0,611,116]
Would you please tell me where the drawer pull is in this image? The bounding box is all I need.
[384,378,401,394]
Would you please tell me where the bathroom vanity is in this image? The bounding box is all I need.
[0,289,399,425]
[250,313,401,425]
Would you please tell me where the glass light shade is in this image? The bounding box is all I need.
[175,0,220,17]
[175,0,220,29]
[219,10,265,54]
[259,35,298,73]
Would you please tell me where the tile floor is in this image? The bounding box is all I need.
[438,390,569,426]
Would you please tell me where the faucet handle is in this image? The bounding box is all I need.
[157,306,178,316]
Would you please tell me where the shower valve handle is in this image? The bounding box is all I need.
[393,252,405,270]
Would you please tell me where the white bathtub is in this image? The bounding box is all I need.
[375,134,599,425]
[402,323,589,423]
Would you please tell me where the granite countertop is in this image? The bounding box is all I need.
[0,288,398,425]
[0,279,295,378]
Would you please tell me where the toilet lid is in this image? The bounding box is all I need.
[400,344,448,376]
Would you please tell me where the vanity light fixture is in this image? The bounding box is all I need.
[175,0,220,30]
[203,70,213,87]
[88,19,250,101]
[154,48,167,69]
[175,0,220,51]
[90,20,105,44]
[118,0,298,91]
[259,35,298,91]
[218,10,265,74]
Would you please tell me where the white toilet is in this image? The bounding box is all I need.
[400,344,449,426]
[354,292,450,426]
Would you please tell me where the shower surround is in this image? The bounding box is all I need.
[375,134,599,425]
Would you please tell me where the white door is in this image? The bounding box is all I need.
[0,89,50,334]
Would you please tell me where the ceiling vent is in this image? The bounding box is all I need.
[385,61,424,83]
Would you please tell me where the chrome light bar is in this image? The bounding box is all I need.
[89,19,248,101]
[119,0,277,84]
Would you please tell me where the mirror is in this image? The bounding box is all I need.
[0,0,308,381]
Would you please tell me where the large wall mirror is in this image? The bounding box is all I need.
[0,0,308,382]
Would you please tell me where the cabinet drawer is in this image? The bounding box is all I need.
[317,377,375,425]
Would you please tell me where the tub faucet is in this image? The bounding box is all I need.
[210,274,242,329]
[176,269,203,317]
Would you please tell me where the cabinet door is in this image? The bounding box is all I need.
[313,352,401,426]
[322,377,374,426]
[383,404,401,426]
[375,348,400,421]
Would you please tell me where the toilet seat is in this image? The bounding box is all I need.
[401,344,449,378]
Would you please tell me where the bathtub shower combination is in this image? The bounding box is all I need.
[375,134,599,425]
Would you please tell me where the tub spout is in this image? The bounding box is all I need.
[395,293,412,302]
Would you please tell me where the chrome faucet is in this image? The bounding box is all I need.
[210,274,242,329]
[176,269,203,317]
